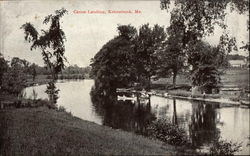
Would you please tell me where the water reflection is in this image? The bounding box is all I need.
[91,91,156,135]
[188,102,221,148]
[172,99,178,125]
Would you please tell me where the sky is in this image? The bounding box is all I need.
[0,0,249,67]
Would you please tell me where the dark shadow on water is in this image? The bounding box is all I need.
[91,87,224,151]
[90,88,156,135]
[188,101,221,148]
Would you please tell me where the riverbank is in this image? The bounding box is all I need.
[151,89,250,106]
[151,69,249,106]
[0,107,195,155]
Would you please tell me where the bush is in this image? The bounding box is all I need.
[147,118,189,146]
[229,96,240,102]
[46,75,52,79]
[209,139,242,155]
[57,105,66,112]
[1,68,27,95]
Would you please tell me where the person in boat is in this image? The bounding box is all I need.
[141,88,148,98]
[203,91,206,98]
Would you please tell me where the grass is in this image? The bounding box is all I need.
[221,69,249,88]
[0,107,191,155]
[166,89,221,99]
[151,69,249,101]
[168,89,191,97]
[152,69,249,89]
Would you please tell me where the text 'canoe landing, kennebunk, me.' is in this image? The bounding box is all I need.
[73,10,142,14]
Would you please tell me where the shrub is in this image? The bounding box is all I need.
[209,139,242,155]
[46,75,52,79]
[1,68,27,95]
[229,96,240,102]
[58,106,66,112]
[147,118,189,146]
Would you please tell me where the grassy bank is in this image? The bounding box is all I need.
[152,69,249,89]
[0,107,194,155]
[151,69,249,103]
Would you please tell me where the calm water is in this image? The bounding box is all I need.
[24,80,250,155]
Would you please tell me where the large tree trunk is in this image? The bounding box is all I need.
[173,71,177,89]
[147,75,151,91]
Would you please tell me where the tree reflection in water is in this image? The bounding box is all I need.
[172,98,178,125]
[90,88,156,135]
[188,101,221,148]
[91,87,224,151]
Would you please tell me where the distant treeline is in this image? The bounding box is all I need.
[31,64,92,78]
[227,54,247,60]
[0,54,91,95]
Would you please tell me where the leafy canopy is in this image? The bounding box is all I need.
[21,8,68,76]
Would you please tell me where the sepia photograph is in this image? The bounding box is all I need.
[0,0,249,155]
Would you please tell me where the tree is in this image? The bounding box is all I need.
[160,0,248,91]
[156,10,186,88]
[21,8,67,103]
[1,57,27,95]
[160,0,248,45]
[30,63,37,81]
[0,53,8,88]
[135,24,167,90]
[188,41,230,93]
[91,25,137,94]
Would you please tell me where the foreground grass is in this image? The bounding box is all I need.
[0,107,185,155]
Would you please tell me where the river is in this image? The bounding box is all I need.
[24,79,250,155]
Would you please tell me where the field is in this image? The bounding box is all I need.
[220,69,249,88]
[152,69,249,89]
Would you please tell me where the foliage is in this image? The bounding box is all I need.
[62,65,91,78]
[159,0,248,90]
[135,24,167,90]
[57,105,66,112]
[156,11,186,88]
[30,63,37,81]
[21,8,67,104]
[0,54,8,87]
[160,0,248,44]
[188,41,229,93]
[45,82,59,105]
[209,139,242,155]
[91,24,167,93]
[1,57,27,95]
[147,118,189,146]
[21,8,68,78]
[91,25,138,94]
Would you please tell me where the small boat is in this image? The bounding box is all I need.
[240,100,250,107]
[140,93,149,99]
[117,95,137,101]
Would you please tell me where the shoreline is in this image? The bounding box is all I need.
[152,91,242,106]
[26,78,249,106]
[0,107,196,155]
